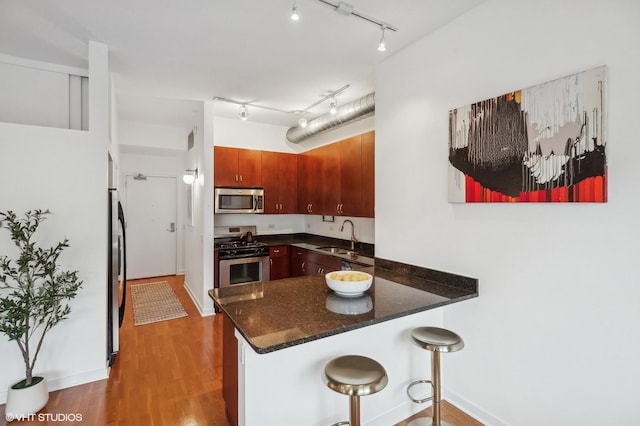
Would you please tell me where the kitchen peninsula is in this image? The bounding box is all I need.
[210,257,478,426]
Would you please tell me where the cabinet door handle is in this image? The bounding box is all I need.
[240,175,243,182]
[273,249,280,253]
[280,203,283,210]
[302,262,305,272]
[270,258,273,266]
[235,175,238,182]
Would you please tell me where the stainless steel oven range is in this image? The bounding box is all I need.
[215,226,270,289]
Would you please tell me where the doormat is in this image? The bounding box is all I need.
[130,281,188,326]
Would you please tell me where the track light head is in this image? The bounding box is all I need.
[377,26,386,52]
[239,105,249,121]
[298,117,308,127]
[329,96,337,115]
[290,1,299,21]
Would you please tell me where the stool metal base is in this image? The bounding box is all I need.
[407,379,433,404]
[407,417,453,426]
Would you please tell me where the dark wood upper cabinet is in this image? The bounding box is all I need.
[320,142,341,216]
[316,134,371,217]
[361,131,375,218]
[214,131,374,218]
[261,151,279,214]
[214,146,262,187]
[262,152,297,214]
[297,149,323,214]
[338,135,363,217]
[277,153,297,214]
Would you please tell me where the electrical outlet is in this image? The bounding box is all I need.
[329,225,334,231]
[268,224,275,229]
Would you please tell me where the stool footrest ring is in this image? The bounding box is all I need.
[331,422,350,426]
[407,379,434,404]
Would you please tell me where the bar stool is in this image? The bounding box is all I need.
[406,327,464,426]
[323,354,388,426]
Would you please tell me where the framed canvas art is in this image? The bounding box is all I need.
[448,66,607,203]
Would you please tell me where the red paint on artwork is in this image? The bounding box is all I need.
[464,172,607,203]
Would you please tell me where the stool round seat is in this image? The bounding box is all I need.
[324,355,388,396]
[411,326,464,353]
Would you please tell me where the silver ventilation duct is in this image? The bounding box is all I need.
[286,92,375,143]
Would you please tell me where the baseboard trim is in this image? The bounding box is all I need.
[444,387,509,426]
[368,399,433,426]
[183,280,216,317]
[0,368,108,405]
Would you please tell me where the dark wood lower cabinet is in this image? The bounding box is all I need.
[222,313,238,426]
[269,245,289,280]
[289,247,342,277]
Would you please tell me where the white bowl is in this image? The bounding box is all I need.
[325,270,373,297]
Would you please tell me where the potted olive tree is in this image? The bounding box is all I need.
[0,209,83,417]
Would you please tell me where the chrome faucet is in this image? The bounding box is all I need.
[340,219,358,251]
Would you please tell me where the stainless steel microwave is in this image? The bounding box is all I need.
[214,187,264,214]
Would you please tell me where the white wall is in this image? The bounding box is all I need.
[183,101,216,315]
[0,53,89,130]
[0,42,111,403]
[119,120,189,151]
[375,1,640,424]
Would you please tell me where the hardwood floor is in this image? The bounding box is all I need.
[1,275,228,426]
[394,400,484,426]
[1,275,481,425]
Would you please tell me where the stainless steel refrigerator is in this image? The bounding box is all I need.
[108,188,127,366]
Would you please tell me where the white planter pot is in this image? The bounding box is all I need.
[5,377,49,420]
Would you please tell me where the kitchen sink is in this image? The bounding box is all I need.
[316,246,358,256]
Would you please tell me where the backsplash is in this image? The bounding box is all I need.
[213,214,374,244]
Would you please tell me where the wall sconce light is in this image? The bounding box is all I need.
[183,168,198,184]
[238,104,249,121]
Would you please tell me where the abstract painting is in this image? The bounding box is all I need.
[448,66,607,203]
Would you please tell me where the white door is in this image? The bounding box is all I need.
[125,175,177,279]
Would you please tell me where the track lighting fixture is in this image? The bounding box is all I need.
[377,26,386,52]
[290,0,299,21]
[328,96,337,115]
[213,84,349,124]
[305,1,397,51]
[238,104,249,121]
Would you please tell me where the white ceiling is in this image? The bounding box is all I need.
[0,0,483,129]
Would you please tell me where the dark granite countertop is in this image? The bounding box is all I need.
[209,259,478,354]
[252,232,376,259]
